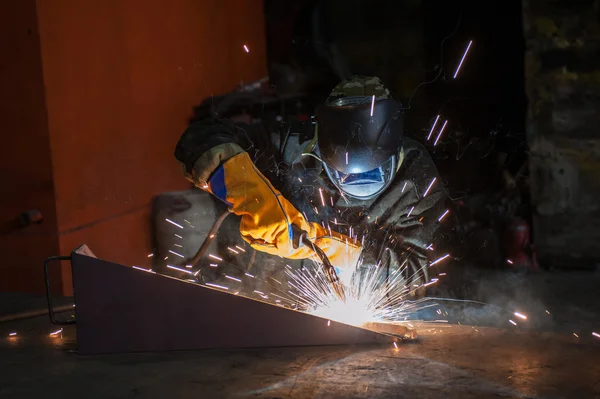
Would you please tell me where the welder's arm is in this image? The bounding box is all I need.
[384,183,446,291]
[392,188,446,255]
[174,122,360,269]
[384,155,448,272]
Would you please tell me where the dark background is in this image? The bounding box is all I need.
[265,0,527,193]
[264,0,529,269]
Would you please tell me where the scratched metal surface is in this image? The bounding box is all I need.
[70,247,393,354]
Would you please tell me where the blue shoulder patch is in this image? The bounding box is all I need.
[209,165,233,207]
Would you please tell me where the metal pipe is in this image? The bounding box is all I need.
[44,255,76,325]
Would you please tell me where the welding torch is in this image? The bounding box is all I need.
[186,211,346,301]
[290,225,347,302]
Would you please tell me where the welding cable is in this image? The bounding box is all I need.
[189,210,231,268]
[246,249,257,273]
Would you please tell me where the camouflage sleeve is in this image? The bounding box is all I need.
[174,118,253,187]
[370,141,448,276]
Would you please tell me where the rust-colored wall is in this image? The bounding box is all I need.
[33,0,267,294]
[0,1,61,293]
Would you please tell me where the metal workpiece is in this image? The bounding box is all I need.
[66,245,394,354]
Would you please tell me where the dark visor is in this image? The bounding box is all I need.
[316,99,403,174]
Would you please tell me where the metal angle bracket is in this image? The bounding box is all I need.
[68,245,394,354]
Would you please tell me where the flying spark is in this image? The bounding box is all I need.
[453,40,473,79]
[243,44,249,53]
[370,95,375,117]
[174,234,183,239]
[545,310,551,315]
[209,254,223,261]
[9,332,17,336]
[167,265,194,274]
[573,333,579,338]
[319,188,326,207]
[183,219,195,228]
[438,210,449,221]
[393,342,398,349]
[427,115,441,141]
[225,275,242,283]
[345,152,349,165]
[132,266,155,273]
[206,283,229,290]
[327,320,331,326]
[168,250,184,258]
[227,247,239,254]
[507,259,514,265]
[430,254,450,266]
[433,120,448,146]
[514,312,527,320]
[402,181,408,192]
[49,328,63,336]
[147,253,154,258]
[423,177,436,197]
[245,272,255,278]
[407,206,415,217]
[593,332,600,339]
[165,218,184,229]
[209,264,218,267]
[173,244,182,248]
[235,246,246,252]
[509,320,517,326]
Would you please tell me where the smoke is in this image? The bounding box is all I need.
[420,266,600,333]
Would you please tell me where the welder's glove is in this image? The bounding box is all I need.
[206,152,361,269]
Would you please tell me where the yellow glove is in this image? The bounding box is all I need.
[207,152,360,270]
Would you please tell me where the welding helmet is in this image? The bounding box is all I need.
[316,77,404,200]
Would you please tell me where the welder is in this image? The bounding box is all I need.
[175,76,447,294]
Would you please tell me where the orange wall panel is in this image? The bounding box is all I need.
[57,205,154,293]
[0,0,61,293]
[33,0,267,294]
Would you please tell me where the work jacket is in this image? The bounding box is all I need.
[175,94,447,292]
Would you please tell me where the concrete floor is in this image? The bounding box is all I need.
[1,313,599,398]
[1,268,599,398]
